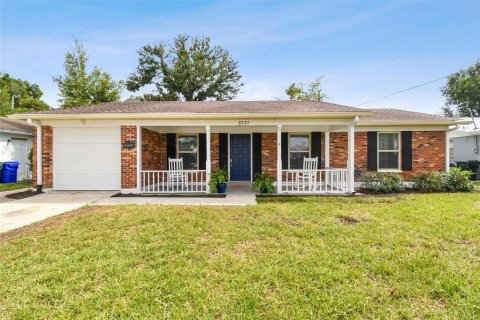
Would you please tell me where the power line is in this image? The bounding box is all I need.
[354,75,449,107]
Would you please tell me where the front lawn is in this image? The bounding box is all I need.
[1,193,479,319]
[0,180,31,192]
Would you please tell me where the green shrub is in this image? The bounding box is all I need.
[360,172,404,193]
[252,172,275,194]
[209,168,229,192]
[412,167,473,192]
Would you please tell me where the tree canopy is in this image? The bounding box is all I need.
[441,60,480,117]
[53,39,123,108]
[285,77,327,101]
[126,35,243,101]
[0,72,50,116]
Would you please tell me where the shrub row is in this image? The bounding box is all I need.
[360,167,474,193]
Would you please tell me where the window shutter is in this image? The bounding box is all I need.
[252,133,262,176]
[367,131,377,171]
[311,132,322,168]
[281,132,288,169]
[167,133,176,161]
[218,133,228,170]
[401,131,412,171]
[198,133,206,170]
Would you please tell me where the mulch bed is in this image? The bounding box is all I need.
[5,191,41,200]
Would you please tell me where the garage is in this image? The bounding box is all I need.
[53,127,121,190]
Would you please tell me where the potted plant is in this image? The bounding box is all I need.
[209,168,229,193]
[252,172,275,194]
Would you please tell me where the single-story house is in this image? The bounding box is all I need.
[11,101,468,194]
[449,117,480,164]
[0,116,33,181]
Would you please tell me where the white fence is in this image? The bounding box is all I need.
[140,170,207,193]
[280,168,349,194]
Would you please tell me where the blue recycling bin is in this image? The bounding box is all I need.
[1,161,19,183]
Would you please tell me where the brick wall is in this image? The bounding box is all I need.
[41,126,53,189]
[32,127,37,188]
[121,126,137,189]
[141,128,166,170]
[261,133,277,177]
[211,133,220,171]
[410,131,445,174]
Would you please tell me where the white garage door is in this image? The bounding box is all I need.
[53,128,121,190]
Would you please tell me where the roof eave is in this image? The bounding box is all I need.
[10,111,374,121]
[357,119,471,127]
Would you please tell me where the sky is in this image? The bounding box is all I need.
[1,0,479,114]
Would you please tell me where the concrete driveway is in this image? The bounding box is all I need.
[0,191,116,233]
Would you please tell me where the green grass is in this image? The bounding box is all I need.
[473,181,480,190]
[1,193,480,319]
[0,180,31,192]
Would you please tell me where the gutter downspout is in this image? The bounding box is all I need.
[28,119,42,192]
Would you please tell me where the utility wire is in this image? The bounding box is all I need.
[354,75,449,107]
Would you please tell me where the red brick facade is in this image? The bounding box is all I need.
[31,126,53,189]
[211,133,220,171]
[261,133,277,177]
[121,126,137,189]
[141,128,167,170]
[411,131,445,174]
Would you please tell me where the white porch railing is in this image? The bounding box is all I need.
[141,170,207,193]
[280,168,349,194]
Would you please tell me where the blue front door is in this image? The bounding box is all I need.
[230,134,251,181]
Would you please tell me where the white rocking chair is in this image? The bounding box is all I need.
[295,157,318,191]
[168,158,187,191]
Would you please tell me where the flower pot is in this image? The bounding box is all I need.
[216,183,228,194]
[260,187,269,194]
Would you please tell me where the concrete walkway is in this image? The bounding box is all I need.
[0,191,116,233]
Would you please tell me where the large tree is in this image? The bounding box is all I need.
[127,35,243,101]
[285,77,327,101]
[441,60,480,117]
[0,72,50,116]
[53,39,123,108]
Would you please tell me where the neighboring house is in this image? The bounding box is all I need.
[11,101,468,194]
[0,117,33,181]
[449,118,480,164]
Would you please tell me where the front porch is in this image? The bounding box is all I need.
[133,120,356,195]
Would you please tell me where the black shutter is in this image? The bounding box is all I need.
[281,132,288,169]
[401,131,412,171]
[167,133,176,160]
[367,131,377,171]
[219,133,228,170]
[252,133,262,176]
[311,132,322,168]
[198,133,206,170]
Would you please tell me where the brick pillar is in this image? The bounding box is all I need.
[121,126,137,189]
[261,132,277,178]
[42,126,53,189]
[211,133,220,171]
[32,127,37,188]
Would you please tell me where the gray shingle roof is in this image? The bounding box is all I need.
[359,108,457,124]
[22,100,369,114]
[0,117,32,134]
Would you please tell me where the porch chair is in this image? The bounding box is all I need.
[295,157,318,191]
[168,158,187,191]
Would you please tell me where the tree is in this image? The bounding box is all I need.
[285,77,327,101]
[0,72,50,116]
[53,39,123,108]
[127,35,243,101]
[441,60,480,117]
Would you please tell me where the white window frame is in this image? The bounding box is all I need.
[177,133,199,170]
[377,132,401,172]
[288,133,311,169]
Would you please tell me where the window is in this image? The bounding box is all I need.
[289,134,310,169]
[378,133,400,170]
[177,134,198,169]
[449,139,454,158]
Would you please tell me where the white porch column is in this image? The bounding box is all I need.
[206,125,211,193]
[324,128,330,168]
[445,131,450,172]
[136,125,142,193]
[277,125,283,194]
[347,123,355,193]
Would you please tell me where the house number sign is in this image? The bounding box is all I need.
[123,141,136,149]
[237,120,250,126]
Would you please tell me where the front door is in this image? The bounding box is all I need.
[230,134,251,181]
